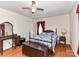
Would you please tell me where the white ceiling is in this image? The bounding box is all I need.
[0,1,77,19]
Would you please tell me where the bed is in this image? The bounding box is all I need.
[30,30,59,53]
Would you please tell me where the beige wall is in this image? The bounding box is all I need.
[0,8,33,50]
[35,14,70,44]
[70,2,79,57]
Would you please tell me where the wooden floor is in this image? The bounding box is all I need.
[0,44,75,57]
[54,44,75,57]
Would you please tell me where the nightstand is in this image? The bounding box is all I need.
[59,36,66,44]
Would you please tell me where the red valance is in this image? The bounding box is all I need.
[76,4,79,13]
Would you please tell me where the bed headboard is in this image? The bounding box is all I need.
[44,30,54,32]
[44,28,57,33]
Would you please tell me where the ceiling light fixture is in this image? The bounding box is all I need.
[32,1,37,14]
[22,1,44,14]
[32,8,36,14]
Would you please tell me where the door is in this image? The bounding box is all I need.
[26,21,34,40]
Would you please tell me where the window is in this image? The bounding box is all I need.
[37,21,45,35]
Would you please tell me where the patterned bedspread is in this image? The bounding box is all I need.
[30,32,59,53]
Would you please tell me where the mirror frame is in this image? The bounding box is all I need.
[2,22,14,35]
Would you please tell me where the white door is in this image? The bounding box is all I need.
[26,21,34,41]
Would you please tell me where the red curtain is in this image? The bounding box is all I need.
[76,4,79,13]
[76,4,79,55]
[37,21,45,35]
[0,24,5,37]
[77,45,79,55]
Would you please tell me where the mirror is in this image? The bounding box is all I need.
[0,22,13,36]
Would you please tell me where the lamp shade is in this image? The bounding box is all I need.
[76,4,79,13]
[61,28,66,36]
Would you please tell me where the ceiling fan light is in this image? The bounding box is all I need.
[32,8,36,13]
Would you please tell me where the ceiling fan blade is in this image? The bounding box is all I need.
[22,7,30,9]
[37,8,44,11]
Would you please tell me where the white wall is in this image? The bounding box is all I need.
[35,14,70,44]
[32,20,37,37]
[0,8,33,40]
[70,2,79,57]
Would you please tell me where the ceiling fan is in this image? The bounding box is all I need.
[22,1,44,14]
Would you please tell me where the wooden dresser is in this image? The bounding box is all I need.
[15,35,21,46]
[0,34,20,55]
[0,22,21,55]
